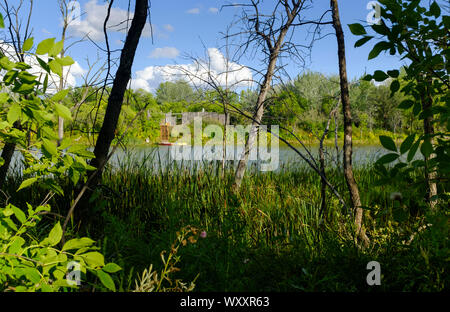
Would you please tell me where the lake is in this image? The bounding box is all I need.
[105,144,388,172]
[5,144,391,174]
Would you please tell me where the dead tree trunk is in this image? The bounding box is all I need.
[331,0,369,246]
[233,0,303,192]
[233,54,279,191]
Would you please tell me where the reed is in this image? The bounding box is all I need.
[1,152,447,291]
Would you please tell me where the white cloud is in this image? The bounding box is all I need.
[149,47,180,59]
[67,0,154,41]
[209,7,219,14]
[131,48,253,92]
[186,8,200,14]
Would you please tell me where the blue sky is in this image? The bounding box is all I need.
[7,0,406,92]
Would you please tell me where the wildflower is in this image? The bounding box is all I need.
[200,231,207,238]
[243,258,250,264]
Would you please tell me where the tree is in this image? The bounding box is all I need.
[75,0,149,219]
[350,0,449,211]
[231,0,314,191]
[0,0,33,190]
[156,80,195,105]
[331,0,369,245]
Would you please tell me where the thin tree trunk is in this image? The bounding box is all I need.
[233,57,276,191]
[79,0,148,213]
[0,142,16,189]
[334,104,340,168]
[0,120,22,189]
[421,80,437,210]
[232,1,302,192]
[331,0,369,246]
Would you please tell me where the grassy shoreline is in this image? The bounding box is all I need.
[2,158,447,292]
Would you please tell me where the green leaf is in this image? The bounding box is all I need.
[55,56,75,66]
[23,267,41,284]
[13,82,36,95]
[400,134,415,154]
[36,57,51,73]
[372,23,390,35]
[390,80,400,94]
[18,71,38,83]
[42,138,58,157]
[15,62,32,70]
[354,36,373,47]
[11,205,27,224]
[97,270,116,291]
[54,103,72,120]
[48,40,64,57]
[36,38,55,55]
[48,60,62,77]
[68,145,95,158]
[41,126,59,140]
[43,74,49,93]
[80,252,105,268]
[7,103,21,124]
[103,263,122,273]
[379,135,397,152]
[8,236,25,254]
[430,1,441,18]
[0,56,16,70]
[0,13,4,28]
[62,237,95,251]
[387,70,399,78]
[368,41,391,60]
[377,153,399,164]
[407,140,420,162]
[23,37,34,52]
[348,23,366,35]
[17,177,38,192]
[42,222,63,246]
[373,70,389,82]
[420,139,433,158]
[398,99,414,109]
[51,89,70,102]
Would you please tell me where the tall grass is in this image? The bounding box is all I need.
[1,152,447,291]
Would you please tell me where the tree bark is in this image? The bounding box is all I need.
[78,0,148,217]
[0,142,16,189]
[233,54,278,191]
[331,0,369,246]
[91,0,148,171]
[421,79,437,210]
[233,1,300,191]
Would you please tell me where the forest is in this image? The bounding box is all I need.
[0,0,448,295]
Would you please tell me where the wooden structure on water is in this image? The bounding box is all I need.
[158,111,229,145]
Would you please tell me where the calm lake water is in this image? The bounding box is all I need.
[6,144,390,174]
[106,144,387,172]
